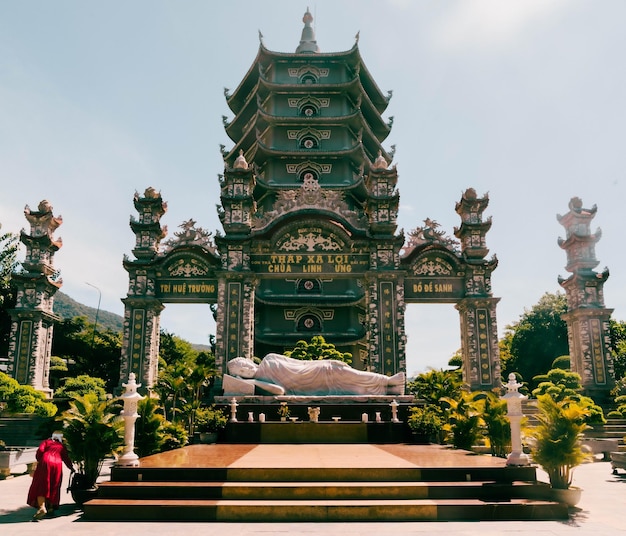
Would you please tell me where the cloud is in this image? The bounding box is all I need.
[431,0,570,51]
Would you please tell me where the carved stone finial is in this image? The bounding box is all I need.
[296,8,320,54]
[144,187,160,199]
[233,149,248,170]
[371,150,388,170]
[37,200,53,213]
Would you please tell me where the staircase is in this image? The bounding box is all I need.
[585,418,626,449]
[82,444,568,522]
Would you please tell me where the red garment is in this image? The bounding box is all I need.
[27,438,73,509]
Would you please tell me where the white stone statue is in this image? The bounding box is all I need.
[307,406,321,422]
[225,353,405,396]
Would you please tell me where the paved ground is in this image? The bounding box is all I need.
[1,446,625,536]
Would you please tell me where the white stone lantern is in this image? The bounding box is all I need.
[503,373,530,466]
[229,397,239,422]
[116,373,144,467]
[389,399,400,423]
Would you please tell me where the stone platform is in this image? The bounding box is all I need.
[223,422,409,443]
[214,395,417,430]
[83,444,568,522]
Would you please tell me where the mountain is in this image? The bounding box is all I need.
[54,291,124,332]
[53,292,211,351]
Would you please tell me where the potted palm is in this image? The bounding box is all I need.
[406,405,443,444]
[59,393,124,505]
[195,405,227,443]
[527,394,589,506]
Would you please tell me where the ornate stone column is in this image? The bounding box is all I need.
[120,188,167,392]
[456,297,501,390]
[214,273,255,376]
[119,297,163,392]
[454,189,501,390]
[558,197,614,398]
[7,200,63,397]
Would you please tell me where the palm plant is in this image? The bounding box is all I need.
[59,393,124,488]
[441,391,485,450]
[481,392,511,458]
[527,394,589,489]
[134,397,166,458]
[407,368,463,407]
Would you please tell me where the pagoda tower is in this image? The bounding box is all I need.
[558,197,614,398]
[216,9,402,373]
[118,10,503,392]
[7,200,63,397]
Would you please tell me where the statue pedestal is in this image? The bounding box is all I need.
[223,421,408,444]
[214,395,415,404]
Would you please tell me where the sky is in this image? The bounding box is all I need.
[1,1,625,377]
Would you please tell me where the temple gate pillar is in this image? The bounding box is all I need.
[214,274,255,376]
[7,200,62,397]
[119,297,163,392]
[366,270,406,376]
[456,297,501,390]
[120,188,167,392]
[454,189,501,390]
[557,197,614,398]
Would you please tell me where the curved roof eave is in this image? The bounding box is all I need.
[258,42,388,107]
[251,138,369,164]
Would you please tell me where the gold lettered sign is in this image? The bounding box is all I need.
[250,253,369,274]
[404,277,464,301]
[156,278,218,300]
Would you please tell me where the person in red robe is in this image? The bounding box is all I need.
[27,431,74,520]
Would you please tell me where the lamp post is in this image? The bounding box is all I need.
[85,282,101,352]
[503,373,530,466]
[117,372,144,466]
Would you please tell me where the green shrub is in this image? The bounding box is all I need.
[159,420,189,452]
[551,355,571,370]
[532,369,605,424]
[407,405,443,440]
[55,374,107,400]
[134,397,166,458]
[0,372,57,416]
[195,405,228,433]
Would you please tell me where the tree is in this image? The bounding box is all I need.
[51,316,122,393]
[155,331,219,435]
[55,374,108,401]
[500,292,569,387]
[406,368,463,407]
[531,368,605,424]
[285,335,352,364]
[610,319,626,380]
[0,225,19,355]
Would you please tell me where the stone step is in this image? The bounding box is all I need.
[96,479,546,501]
[111,465,537,483]
[83,497,568,522]
[85,444,569,523]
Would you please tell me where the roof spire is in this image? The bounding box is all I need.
[296,7,320,54]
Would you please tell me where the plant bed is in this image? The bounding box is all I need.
[0,446,38,479]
